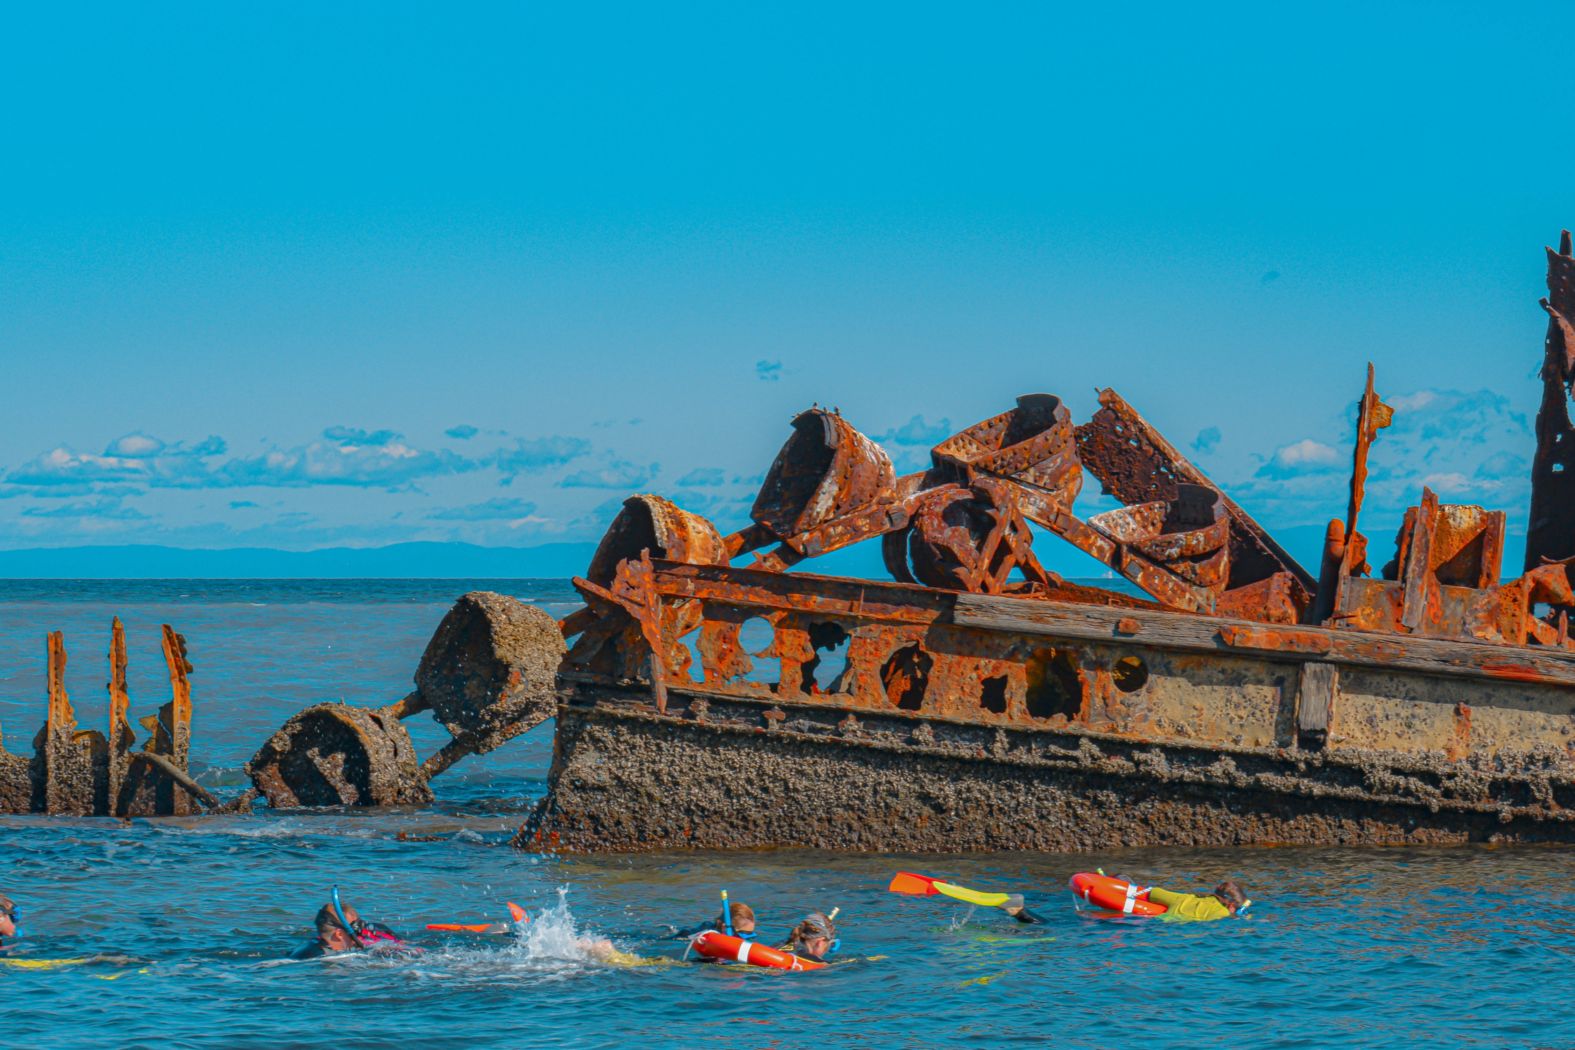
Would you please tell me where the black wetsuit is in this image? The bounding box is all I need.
[1009,907,1045,925]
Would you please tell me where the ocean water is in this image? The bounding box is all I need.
[1,580,1573,1049]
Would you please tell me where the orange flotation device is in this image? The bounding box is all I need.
[1068,873,1168,917]
[689,931,826,972]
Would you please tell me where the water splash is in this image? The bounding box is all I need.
[512,887,597,964]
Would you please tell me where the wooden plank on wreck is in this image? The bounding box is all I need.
[1296,661,1337,748]
[953,591,1575,689]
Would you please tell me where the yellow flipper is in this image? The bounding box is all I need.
[932,881,1012,909]
[0,957,93,971]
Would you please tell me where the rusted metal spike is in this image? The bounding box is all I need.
[158,625,194,816]
[1311,365,1394,623]
[107,618,133,817]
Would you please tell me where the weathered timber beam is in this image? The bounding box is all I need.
[952,591,1575,689]
[650,560,956,624]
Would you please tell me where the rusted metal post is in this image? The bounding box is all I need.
[1310,365,1393,624]
[42,631,100,815]
[158,626,195,816]
[107,618,133,816]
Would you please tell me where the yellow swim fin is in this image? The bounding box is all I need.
[931,880,1013,909]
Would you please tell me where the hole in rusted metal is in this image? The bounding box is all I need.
[1025,647,1082,720]
[739,616,780,690]
[980,675,1009,714]
[1112,654,1149,693]
[804,621,850,694]
[881,644,931,711]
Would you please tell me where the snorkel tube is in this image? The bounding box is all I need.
[720,889,733,937]
[331,885,366,950]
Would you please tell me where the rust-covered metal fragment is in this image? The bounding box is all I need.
[1076,388,1315,609]
[247,703,432,808]
[1527,229,1575,571]
[0,622,202,817]
[587,495,726,586]
[930,394,1082,504]
[751,408,895,540]
[1312,364,1394,623]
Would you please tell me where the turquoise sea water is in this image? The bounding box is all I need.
[2,581,1574,1049]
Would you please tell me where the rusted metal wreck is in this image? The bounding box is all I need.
[11,234,1575,856]
[515,231,1575,853]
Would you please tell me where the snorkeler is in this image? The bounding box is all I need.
[673,900,756,942]
[290,896,406,960]
[1144,879,1248,922]
[777,910,839,963]
[0,894,17,949]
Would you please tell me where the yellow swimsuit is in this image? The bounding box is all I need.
[1146,888,1232,922]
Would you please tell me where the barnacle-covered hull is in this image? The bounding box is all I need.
[516,564,1575,853]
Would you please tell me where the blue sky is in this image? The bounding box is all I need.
[1,3,1571,568]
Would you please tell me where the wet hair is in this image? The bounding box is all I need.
[786,911,837,948]
[314,904,354,940]
[1213,880,1247,910]
[716,902,755,929]
[0,894,14,922]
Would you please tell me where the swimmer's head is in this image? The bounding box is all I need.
[0,894,16,939]
[1213,880,1248,914]
[717,902,755,937]
[314,902,361,952]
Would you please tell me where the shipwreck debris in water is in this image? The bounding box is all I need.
[517,230,1575,853]
[11,231,1575,854]
[243,592,565,809]
[0,620,212,816]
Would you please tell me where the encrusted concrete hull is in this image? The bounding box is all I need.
[517,687,1575,853]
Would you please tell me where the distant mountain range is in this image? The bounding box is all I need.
[0,542,600,579]
[0,524,1528,580]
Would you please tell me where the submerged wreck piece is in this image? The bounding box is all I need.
[246,592,565,808]
[0,620,208,816]
[519,230,1575,855]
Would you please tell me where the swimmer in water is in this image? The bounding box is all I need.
[0,894,17,950]
[1146,879,1249,922]
[291,899,406,960]
[777,910,839,964]
[673,901,756,941]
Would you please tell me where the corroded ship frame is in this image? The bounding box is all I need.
[518,232,1575,853]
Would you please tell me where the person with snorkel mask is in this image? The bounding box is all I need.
[0,894,18,950]
[778,910,839,963]
[290,892,406,960]
[1146,879,1249,922]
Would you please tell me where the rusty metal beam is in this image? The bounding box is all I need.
[1075,388,1316,597]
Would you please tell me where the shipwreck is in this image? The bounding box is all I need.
[8,232,1575,856]
[516,231,1575,852]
